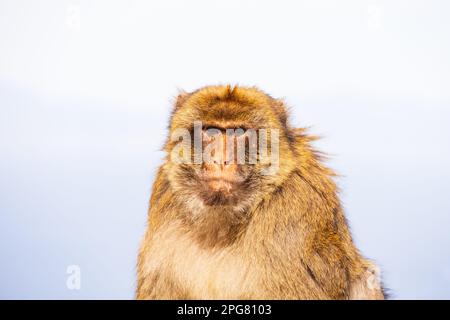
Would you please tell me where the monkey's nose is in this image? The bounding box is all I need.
[211,159,233,168]
[208,162,236,173]
[210,149,235,168]
[203,157,238,181]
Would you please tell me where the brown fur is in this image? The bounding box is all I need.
[136,85,385,299]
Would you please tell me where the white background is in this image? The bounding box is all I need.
[1,0,449,298]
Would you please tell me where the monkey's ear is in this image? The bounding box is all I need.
[272,99,302,143]
[173,90,190,111]
[271,99,289,129]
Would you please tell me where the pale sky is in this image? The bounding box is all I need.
[1,0,449,299]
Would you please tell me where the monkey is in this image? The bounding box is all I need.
[136,85,385,300]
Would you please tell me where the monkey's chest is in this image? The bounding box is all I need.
[148,228,260,299]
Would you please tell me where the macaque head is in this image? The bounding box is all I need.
[164,85,296,211]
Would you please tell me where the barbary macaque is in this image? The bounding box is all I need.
[136,85,385,299]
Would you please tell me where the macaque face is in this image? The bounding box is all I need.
[198,126,256,205]
[169,121,280,208]
[167,92,284,210]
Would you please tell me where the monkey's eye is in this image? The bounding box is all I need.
[203,127,222,140]
[233,128,246,137]
[203,126,221,132]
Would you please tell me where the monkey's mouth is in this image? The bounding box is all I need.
[198,176,245,206]
[204,176,242,192]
